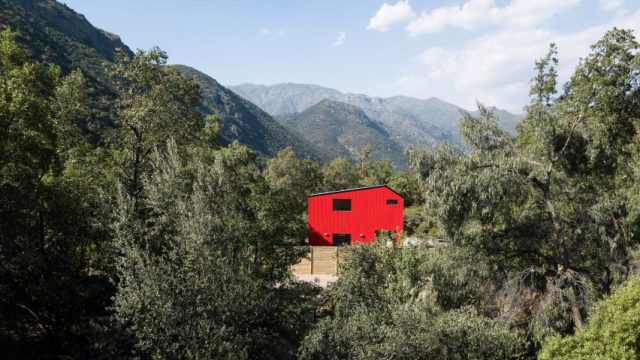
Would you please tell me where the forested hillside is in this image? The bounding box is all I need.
[277,99,406,166]
[174,65,330,161]
[0,0,325,159]
[0,0,131,135]
[1,0,639,359]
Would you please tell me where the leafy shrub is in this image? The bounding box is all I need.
[538,276,640,360]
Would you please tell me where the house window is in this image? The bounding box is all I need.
[386,199,398,205]
[333,233,351,246]
[333,199,351,211]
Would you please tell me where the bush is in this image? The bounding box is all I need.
[538,276,640,360]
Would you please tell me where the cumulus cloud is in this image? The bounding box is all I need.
[393,8,640,111]
[406,0,582,36]
[367,0,416,32]
[333,31,347,47]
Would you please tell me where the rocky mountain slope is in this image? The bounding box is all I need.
[174,66,331,161]
[277,99,406,166]
[230,83,523,151]
[1,0,326,160]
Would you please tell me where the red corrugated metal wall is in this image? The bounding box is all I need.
[308,186,404,246]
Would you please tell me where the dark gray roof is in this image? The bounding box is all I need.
[308,185,403,198]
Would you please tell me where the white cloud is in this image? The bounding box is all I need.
[406,0,582,36]
[367,0,416,32]
[406,0,498,35]
[599,0,625,12]
[260,28,271,35]
[333,31,347,47]
[393,8,640,112]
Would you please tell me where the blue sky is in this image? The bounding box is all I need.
[63,0,640,112]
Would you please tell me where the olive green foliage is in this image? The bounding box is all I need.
[265,147,323,207]
[410,28,640,349]
[0,27,318,359]
[0,28,111,357]
[530,43,558,106]
[319,146,409,194]
[388,169,423,206]
[110,141,313,359]
[102,48,316,359]
[3,4,640,358]
[301,306,523,360]
[539,276,640,360]
[322,157,361,191]
[403,206,431,237]
[108,47,201,200]
[299,242,524,359]
[276,99,407,167]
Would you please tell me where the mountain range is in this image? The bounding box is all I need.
[2,0,326,161]
[173,65,330,161]
[4,0,522,167]
[230,83,523,158]
[278,99,407,166]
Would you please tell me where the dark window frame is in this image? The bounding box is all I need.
[333,198,352,211]
[386,199,398,205]
[332,233,352,246]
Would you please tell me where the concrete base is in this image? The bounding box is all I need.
[294,274,338,288]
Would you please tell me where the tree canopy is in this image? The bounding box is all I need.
[2,21,640,360]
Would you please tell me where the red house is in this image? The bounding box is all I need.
[308,185,404,246]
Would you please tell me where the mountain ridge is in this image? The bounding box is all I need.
[277,98,406,166]
[173,65,332,162]
[1,0,328,161]
[229,82,523,152]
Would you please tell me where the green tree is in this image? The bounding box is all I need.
[388,169,423,206]
[530,43,558,106]
[538,276,640,360]
[110,140,313,358]
[0,28,111,357]
[409,28,640,346]
[264,147,323,207]
[108,47,201,202]
[322,157,360,191]
[356,145,393,187]
[299,242,524,359]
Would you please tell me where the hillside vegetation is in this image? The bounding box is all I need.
[278,99,406,167]
[0,0,324,160]
[174,65,331,161]
[0,1,639,359]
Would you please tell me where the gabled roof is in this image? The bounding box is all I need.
[308,185,403,198]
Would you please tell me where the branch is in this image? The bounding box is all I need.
[552,115,584,164]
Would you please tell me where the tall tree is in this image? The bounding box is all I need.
[110,140,313,358]
[108,47,201,203]
[410,28,640,345]
[264,147,323,207]
[322,157,361,191]
[0,28,111,358]
[530,43,558,106]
